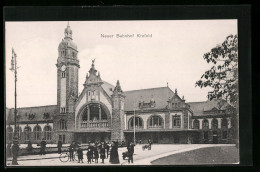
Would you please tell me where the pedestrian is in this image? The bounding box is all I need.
[69,142,75,161]
[127,142,135,164]
[109,141,120,164]
[40,138,47,155]
[93,146,99,163]
[87,148,92,164]
[105,142,110,159]
[7,141,12,157]
[57,139,62,154]
[11,139,19,165]
[148,138,152,150]
[99,144,106,163]
[26,141,33,153]
[77,147,84,163]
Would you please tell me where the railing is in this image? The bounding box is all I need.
[128,126,144,130]
[81,120,109,128]
[148,125,163,129]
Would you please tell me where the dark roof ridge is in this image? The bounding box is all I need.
[7,105,57,110]
[125,86,172,93]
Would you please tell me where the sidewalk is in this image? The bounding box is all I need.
[6,144,235,166]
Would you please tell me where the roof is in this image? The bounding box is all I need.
[101,81,115,97]
[6,105,57,124]
[187,100,229,116]
[124,87,174,111]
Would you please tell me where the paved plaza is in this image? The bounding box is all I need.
[6,144,235,166]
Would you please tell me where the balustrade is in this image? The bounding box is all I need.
[81,120,109,128]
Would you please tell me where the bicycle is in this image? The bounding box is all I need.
[59,149,78,162]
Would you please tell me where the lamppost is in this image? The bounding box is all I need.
[10,48,19,165]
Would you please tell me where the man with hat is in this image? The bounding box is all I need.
[11,138,19,165]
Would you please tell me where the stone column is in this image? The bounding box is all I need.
[227,117,232,128]
[208,118,213,129]
[191,119,194,128]
[217,118,222,129]
[87,105,90,120]
[198,119,203,129]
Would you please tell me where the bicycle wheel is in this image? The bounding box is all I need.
[74,152,78,161]
[59,153,69,162]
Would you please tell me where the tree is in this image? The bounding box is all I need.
[195,34,238,145]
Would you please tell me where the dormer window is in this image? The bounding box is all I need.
[60,107,66,114]
[61,72,66,78]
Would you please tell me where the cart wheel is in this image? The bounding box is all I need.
[59,153,69,162]
[74,152,78,161]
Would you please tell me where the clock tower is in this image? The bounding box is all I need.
[56,22,80,123]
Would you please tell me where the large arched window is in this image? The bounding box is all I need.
[202,119,209,130]
[212,118,218,130]
[129,116,143,129]
[221,118,228,129]
[34,125,42,140]
[148,115,163,128]
[24,126,32,141]
[7,126,13,140]
[193,119,200,129]
[44,126,52,140]
[81,104,107,121]
[59,119,67,130]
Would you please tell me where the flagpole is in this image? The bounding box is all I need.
[133,108,135,145]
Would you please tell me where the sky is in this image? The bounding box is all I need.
[5,20,237,108]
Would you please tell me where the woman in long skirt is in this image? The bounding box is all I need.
[109,141,120,164]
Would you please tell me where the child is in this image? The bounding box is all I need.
[87,148,92,164]
[77,147,83,163]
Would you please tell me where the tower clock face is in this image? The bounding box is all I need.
[61,65,66,71]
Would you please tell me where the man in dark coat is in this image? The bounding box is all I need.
[26,141,33,153]
[40,139,47,155]
[77,147,83,163]
[127,142,135,164]
[93,146,99,163]
[105,142,110,159]
[87,148,92,164]
[148,139,152,150]
[99,144,106,163]
[57,139,62,154]
[11,140,19,165]
[7,141,12,158]
[69,142,75,161]
[109,141,120,164]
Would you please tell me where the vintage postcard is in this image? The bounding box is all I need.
[5,19,239,166]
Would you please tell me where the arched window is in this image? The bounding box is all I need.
[221,118,228,129]
[193,119,200,129]
[24,126,32,141]
[34,125,42,140]
[202,119,209,130]
[81,104,107,121]
[59,119,67,130]
[7,126,13,140]
[129,116,143,129]
[148,115,163,128]
[212,118,218,130]
[44,126,52,140]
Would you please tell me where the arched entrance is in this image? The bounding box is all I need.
[75,102,111,143]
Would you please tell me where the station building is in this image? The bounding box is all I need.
[6,24,236,145]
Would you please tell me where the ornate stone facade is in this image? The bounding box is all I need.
[6,24,236,144]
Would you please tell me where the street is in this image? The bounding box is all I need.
[6,144,235,166]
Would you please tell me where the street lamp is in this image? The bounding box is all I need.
[10,48,19,165]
